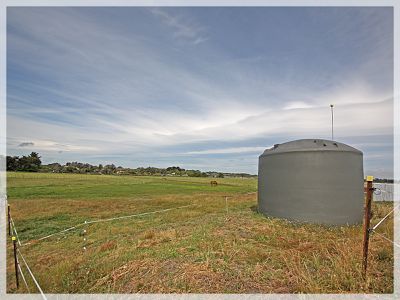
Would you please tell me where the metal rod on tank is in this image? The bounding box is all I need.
[330,104,334,140]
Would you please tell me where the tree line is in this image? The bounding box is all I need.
[6,152,42,172]
[6,153,256,178]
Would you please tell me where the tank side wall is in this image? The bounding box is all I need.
[258,151,364,225]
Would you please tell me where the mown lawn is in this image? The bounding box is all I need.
[6,172,393,293]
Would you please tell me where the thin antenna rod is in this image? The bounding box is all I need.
[330,104,334,140]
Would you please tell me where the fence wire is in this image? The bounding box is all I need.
[371,204,399,231]
[371,230,400,249]
[6,184,398,296]
[22,203,195,246]
[11,217,22,246]
[17,248,47,300]
[10,216,47,298]
[17,259,31,293]
[369,203,399,249]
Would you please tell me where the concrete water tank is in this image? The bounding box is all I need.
[258,139,364,225]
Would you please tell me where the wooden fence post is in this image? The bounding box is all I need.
[362,175,374,278]
[8,205,11,236]
[12,236,19,288]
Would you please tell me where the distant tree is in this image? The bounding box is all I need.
[16,152,42,172]
[9,153,255,178]
[187,170,203,177]
[46,163,62,173]
[64,165,76,173]
[6,156,19,171]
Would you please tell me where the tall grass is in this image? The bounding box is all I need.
[6,172,393,293]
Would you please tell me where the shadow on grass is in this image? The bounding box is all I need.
[250,205,259,213]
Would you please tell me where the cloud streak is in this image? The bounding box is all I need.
[18,142,34,147]
[6,7,393,176]
[185,146,269,155]
[149,7,208,44]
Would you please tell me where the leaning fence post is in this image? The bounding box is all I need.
[8,204,11,236]
[12,236,19,288]
[362,175,374,278]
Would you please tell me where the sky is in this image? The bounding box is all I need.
[6,7,394,176]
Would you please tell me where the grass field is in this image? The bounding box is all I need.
[6,172,394,293]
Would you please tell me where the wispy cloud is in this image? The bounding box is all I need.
[283,102,314,110]
[185,146,269,155]
[10,136,97,153]
[149,7,208,44]
[6,7,393,176]
[18,142,34,147]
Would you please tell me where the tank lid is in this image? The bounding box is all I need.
[260,139,362,157]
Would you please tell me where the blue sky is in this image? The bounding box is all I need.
[7,7,393,176]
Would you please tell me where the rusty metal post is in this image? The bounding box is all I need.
[8,205,11,236]
[12,236,19,288]
[362,175,374,278]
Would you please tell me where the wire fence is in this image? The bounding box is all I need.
[365,184,399,249]
[22,203,196,246]
[6,201,200,294]
[17,257,31,293]
[4,184,398,295]
[9,215,47,299]
[6,200,198,296]
[371,204,399,231]
[371,230,400,248]
[11,217,22,246]
[369,203,399,249]
[17,248,47,299]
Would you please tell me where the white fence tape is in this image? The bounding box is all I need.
[17,248,47,300]
[17,259,31,293]
[371,230,400,249]
[372,204,399,231]
[25,204,195,245]
[11,217,22,246]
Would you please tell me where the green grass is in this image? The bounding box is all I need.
[6,172,393,294]
[7,172,255,199]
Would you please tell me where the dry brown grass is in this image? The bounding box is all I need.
[6,173,394,294]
